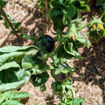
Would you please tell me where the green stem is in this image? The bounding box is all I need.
[77,21,104,31]
[77,22,91,31]
[54,35,65,54]
[100,12,105,19]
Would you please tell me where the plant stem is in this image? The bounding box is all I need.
[100,12,105,19]
[77,16,105,31]
[0,5,22,41]
[77,22,91,31]
[45,0,49,23]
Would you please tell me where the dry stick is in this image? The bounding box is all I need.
[0,5,22,41]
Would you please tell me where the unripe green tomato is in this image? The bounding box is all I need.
[51,81,62,94]
[40,84,46,92]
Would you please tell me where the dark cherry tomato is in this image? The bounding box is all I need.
[51,63,72,82]
[51,70,71,82]
[38,35,54,53]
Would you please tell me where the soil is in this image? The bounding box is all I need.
[0,0,105,105]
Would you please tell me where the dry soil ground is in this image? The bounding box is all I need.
[0,0,105,105]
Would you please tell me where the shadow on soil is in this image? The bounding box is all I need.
[45,95,57,105]
[73,38,105,104]
[7,2,52,46]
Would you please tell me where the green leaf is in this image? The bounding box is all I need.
[0,93,7,104]
[50,8,61,18]
[64,42,81,58]
[0,52,25,65]
[0,91,29,105]
[63,4,76,18]
[52,15,64,31]
[60,97,84,105]
[0,62,29,86]
[57,44,75,59]
[0,45,37,92]
[0,80,25,92]
[13,92,29,99]
[0,62,20,72]
[51,0,64,8]
[52,79,74,97]
[4,91,14,99]
[30,67,49,75]
[70,98,84,105]
[63,15,71,25]
[0,68,30,86]
[76,33,91,48]
[1,100,23,105]
[0,0,7,8]
[22,55,36,67]
[0,46,37,53]
[22,54,49,75]
[14,69,30,83]
[30,0,34,2]
[21,34,36,41]
[51,56,74,82]
[32,72,49,87]
[13,22,21,28]
[59,0,64,4]
[3,20,9,29]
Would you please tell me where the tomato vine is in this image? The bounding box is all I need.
[0,0,105,105]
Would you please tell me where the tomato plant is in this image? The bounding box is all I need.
[0,0,105,105]
[37,0,105,104]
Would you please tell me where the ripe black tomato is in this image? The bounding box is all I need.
[38,35,54,53]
